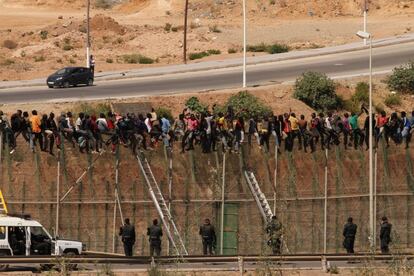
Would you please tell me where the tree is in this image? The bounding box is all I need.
[293,72,341,110]
[386,62,414,94]
[215,91,272,118]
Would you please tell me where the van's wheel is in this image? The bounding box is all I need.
[87,78,94,86]
[0,251,10,271]
[62,251,78,271]
[63,81,70,88]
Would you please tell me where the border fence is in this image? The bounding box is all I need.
[0,136,413,255]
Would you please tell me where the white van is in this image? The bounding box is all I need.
[0,214,84,270]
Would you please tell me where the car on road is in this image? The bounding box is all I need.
[0,214,84,271]
[46,67,94,88]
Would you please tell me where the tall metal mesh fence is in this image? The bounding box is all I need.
[0,137,413,255]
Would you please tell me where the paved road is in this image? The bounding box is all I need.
[1,41,414,104]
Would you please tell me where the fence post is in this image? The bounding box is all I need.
[220,153,226,255]
[324,149,328,254]
[56,157,60,237]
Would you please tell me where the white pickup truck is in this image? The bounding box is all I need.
[0,214,84,270]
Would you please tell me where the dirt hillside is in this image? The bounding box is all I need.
[1,0,414,81]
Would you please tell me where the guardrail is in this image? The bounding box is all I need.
[0,253,412,265]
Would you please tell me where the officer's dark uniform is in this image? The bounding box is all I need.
[266,217,282,255]
[380,219,392,254]
[147,223,163,256]
[199,222,216,255]
[343,221,357,253]
[119,221,136,256]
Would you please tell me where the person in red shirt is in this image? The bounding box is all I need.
[376,111,389,148]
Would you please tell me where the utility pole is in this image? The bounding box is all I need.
[242,0,247,88]
[183,0,189,64]
[368,35,374,250]
[86,0,91,68]
[363,0,368,46]
[56,157,60,237]
[323,148,328,254]
[220,153,226,255]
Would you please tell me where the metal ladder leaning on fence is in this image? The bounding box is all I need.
[244,170,290,254]
[244,171,273,222]
[136,151,188,256]
[0,189,8,216]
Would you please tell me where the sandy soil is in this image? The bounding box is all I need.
[1,0,414,81]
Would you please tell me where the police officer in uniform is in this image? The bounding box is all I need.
[119,218,136,256]
[199,218,216,255]
[266,215,282,255]
[380,216,392,254]
[147,219,163,256]
[342,217,357,254]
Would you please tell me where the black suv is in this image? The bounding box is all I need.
[46,67,94,88]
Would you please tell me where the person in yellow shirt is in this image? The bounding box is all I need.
[29,110,44,152]
[288,113,302,150]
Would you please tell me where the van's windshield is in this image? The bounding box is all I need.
[31,227,51,240]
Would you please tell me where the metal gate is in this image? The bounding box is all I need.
[218,203,239,255]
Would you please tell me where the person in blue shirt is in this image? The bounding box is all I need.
[161,116,171,148]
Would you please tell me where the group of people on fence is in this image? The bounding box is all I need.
[0,104,413,156]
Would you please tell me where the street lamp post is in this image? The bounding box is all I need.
[363,0,368,46]
[86,0,91,68]
[183,0,189,64]
[242,0,247,88]
[356,30,374,250]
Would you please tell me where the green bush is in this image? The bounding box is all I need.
[62,44,73,51]
[164,23,172,32]
[189,51,209,60]
[34,56,45,62]
[78,25,87,33]
[293,71,341,110]
[185,96,208,114]
[215,91,272,119]
[207,49,221,55]
[40,30,48,40]
[247,43,289,54]
[156,107,173,122]
[384,94,402,107]
[106,58,113,63]
[386,62,414,94]
[122,54,154,64]
[352,82,369,103]
[228,48,237,54]
[73,102,112,116]
[189,50,221,60]
[267,44,289,54]
[247,43,268,52]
